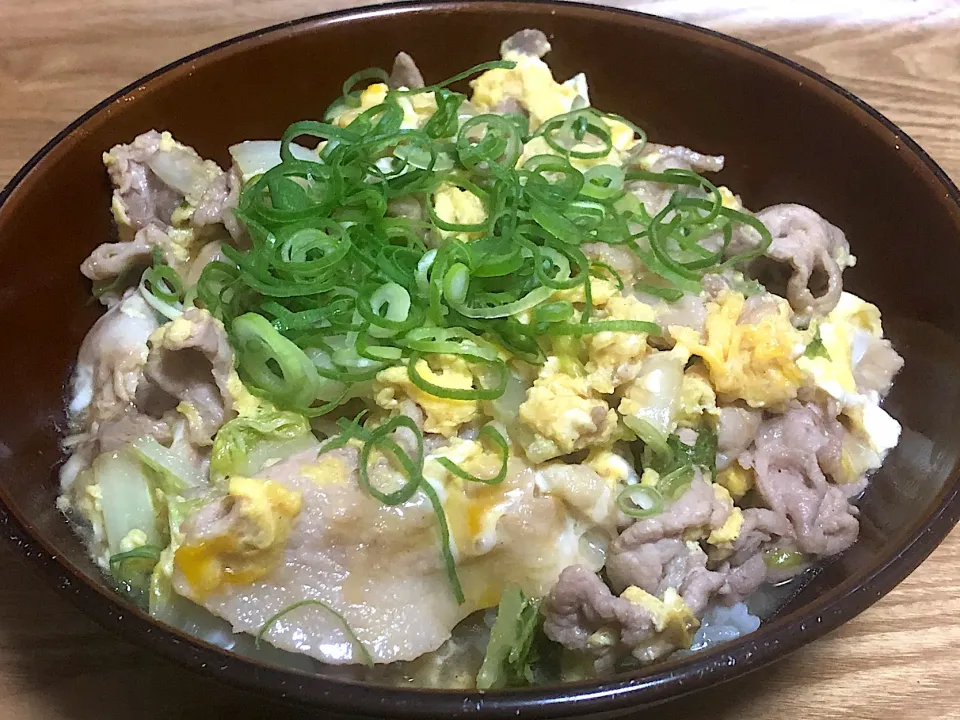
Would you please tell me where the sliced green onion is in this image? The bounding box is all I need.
[451,285,553,319]
[420,478,464,604]
[255,599,373,666]
[358,415,423,506]
[634,282,685,303]
[657,465,695,500]
[624,416,673,460]
[436,425,509,485]
[532,319,662,337]
[109,545,163,569]
[617,485,664,518]
[763,548,807,570]
[407,353,508,401]
[534,300,574,323]
[232,313,322,409]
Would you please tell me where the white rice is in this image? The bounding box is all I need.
[688,601,761,653]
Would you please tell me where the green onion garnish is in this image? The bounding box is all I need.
[255,599,373,666]
[763,548,807,570]
[436,425,510,485]
[804,328,831,360]
[616,485,665,518]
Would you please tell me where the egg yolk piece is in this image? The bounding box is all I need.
[175,477,302,595]
[374,355,480,437]
[671,291,805,408]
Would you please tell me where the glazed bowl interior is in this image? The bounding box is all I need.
[1,2,959,717]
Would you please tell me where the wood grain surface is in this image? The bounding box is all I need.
[1,1,959,718]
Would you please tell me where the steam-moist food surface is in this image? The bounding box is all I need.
[58,29,903,687]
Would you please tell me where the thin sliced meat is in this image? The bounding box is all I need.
[174,454,601,665]
[500,29,551,58]
[192,165,244,240]
[542,565,697,671]
[387,51,425,89]
[655,294,706,335]
[81,225,181,287]
[582,242,642,285]
[630,143,725,174]
[138,308,236,445]
[605,538,723,615]
[752,204,851,317]
[613,476,731,550]
[62,291,163,489]
[105,130,222,230]
[743,405,859,557]
[97,408,174,454]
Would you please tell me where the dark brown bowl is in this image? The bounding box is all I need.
[1,1,959,717]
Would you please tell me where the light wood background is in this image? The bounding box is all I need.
[1,1,959,718]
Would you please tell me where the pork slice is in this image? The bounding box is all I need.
[387,51,425,90]
[70,291,160,425]
[717,552,769,603]
[582,242,642,285]
[656,294,706,335]
[630,143,725,174]
[138,308,236,445]
[744,405,859,557]
[105,130,184,229]
[500,29,551,58]
[174,454,596,665]
[81,225,183,289]
[97,408,174,454]
[605,538,723,615]
[613,476,731,550]
[542,564,697,671]
[751,204,851,317]
[62,291,163,488]
[192,165,244,240]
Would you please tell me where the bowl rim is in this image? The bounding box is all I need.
[2,1,960,716]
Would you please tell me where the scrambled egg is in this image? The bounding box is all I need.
[226,372,270,418]
[470,49,636,169]
[301,453,353,487]
[584,295,657,393]
[715,464,754,500]
[676,364,719,427]
[671,291,805,408]
[175,476,302,595]
[470,52,581,129]
[585,447,637,486]
[639,467,661,487]
[519,357,617,462]
[552,277,620,308]
[718,186,741,210]
[104,131,218,255]
[797,292,902,461]
[432,182,487,240]
[706,485,743,546]
[374,355,479,437]
[423,438,519,558]
[620,586,698,649]
[332,82,436,130]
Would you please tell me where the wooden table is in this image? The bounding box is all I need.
[2,1,959,718]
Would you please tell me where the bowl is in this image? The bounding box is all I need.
[1,1,959,717]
